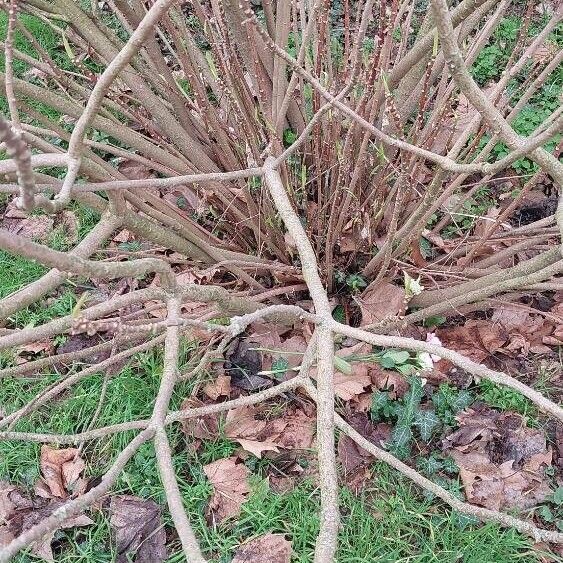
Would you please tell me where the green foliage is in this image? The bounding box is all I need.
[536,486,563,533]
[371,377,433,458]
[472,45,506,86]
[334,270,368,293]
[478,380,537,419]
[432,384,474,425]
[332,304,346,323]
[471,16,520,86]
[422,315,447,328]
[283,128,298,147]
[371,380,475,459]
[416,454,459,477]
[442,186,495,238]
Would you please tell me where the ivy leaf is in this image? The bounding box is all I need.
[390,424,412,449]
[403,377,424,421]
[450,390,473,412]
[538,505,554,523]
[442,456,459,475]
[416,455,443,475]
[414,410,440,441]
[552,486,563,506]
[371,390,389,419]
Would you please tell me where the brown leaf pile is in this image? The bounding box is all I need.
[444,406,553,511]
[437,303,561,366]
[0,482,93,561]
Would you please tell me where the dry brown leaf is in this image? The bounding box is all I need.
[271,408,315,450]
[223,405,313,458]
[38,446,85,499]
[278,334,308,370]
[1,483,93,561]
[370,367,409,399]
[180,397,220,443]
[224,406,279,457]
[203,457,250,523]
[109,495,167,563]
[337,414,390,492]
[17,339,53,357]
[203,375,231,400]
[236,438,280,458]
[445,408,553,511]
[357,282,404,326]
[333,370,372,401]
[437,319,506,363]
[225,406,267,439]
[232,533,292,563]
[118,159,154,180]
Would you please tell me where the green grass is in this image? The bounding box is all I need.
[0,5,560,561]
[0,201,99,329]
[0,233,557,560]
[0,339,555,562]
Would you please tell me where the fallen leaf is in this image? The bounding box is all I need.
[18,340,53,356]
[203,457,250,523]
[38,446,85,499]
[235,438,280,458]
[370,367,409,399]
[272,408,315,450]
[226,339,272,391]
[109,495,167,563]
[55,333,111,366]
[232,533,292,563]
[437,320,506,364]
[337,414,390,492]
[224,406,278,458]
[357,282,405,326]
[1,483,93,561]
[445,407,553,511]
[203,375,231,400]
[333,370,372,401]
[2,200,54,240]
[118,159,155,180]
[180,397,220,443]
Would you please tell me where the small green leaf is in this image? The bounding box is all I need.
[271,357,289,379]
[332,305,346,323]
[442,456,459,474]
[538,505,554,523]
[552,486,563,506]
[450,390,473,412]
[334,356,352,375]
[371,390,389,417]
[382,350,410,365]
[404,271,424,299]
[416,455,443,475]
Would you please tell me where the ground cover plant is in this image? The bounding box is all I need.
[0,0,562,561]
